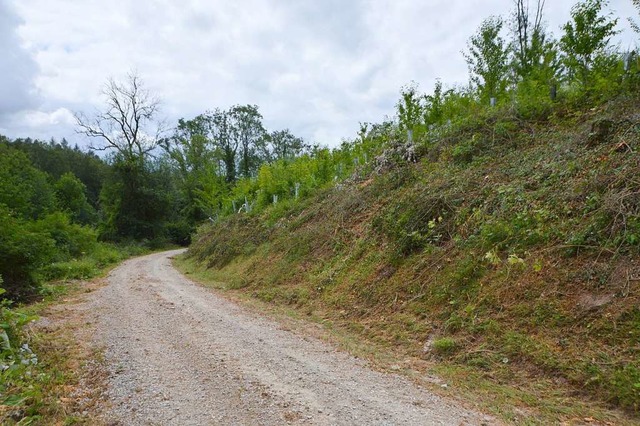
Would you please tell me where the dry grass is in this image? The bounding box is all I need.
[1,278,113,425]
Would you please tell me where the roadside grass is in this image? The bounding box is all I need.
[0,243,158,425]
[175,255,635,425]
[1,282,106,425]
[39,243,149,285]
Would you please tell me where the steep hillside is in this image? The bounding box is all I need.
[185,95,640,423]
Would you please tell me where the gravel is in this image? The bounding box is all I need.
[85,249,496,425]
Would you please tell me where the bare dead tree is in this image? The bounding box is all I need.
[75,72,164,163]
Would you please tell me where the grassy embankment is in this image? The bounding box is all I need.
[180,95,640,424]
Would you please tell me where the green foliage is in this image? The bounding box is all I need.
[230,104,267,179]
[256,161,293,205]
[7,137,108,207]
[266,129,306,161]
[511,1,551,79]
[39,241,146,283]
[98,158,176,242]
[177,105,268,184]
[451,135,483,163]
[40,259,98,281]
[464,16,510,103]
[509,2,562,112]
[252,151,335,210]
[200,134,380,223]
[0,141,129,296]
[0,207,108,299]
[0,293,37,386]
[559,0,619,91]
[0,206,56,300]
[424,80,451,128]
[514,79,556,121]
[0,144,55,220]
[0,281,44,424]
[4,6,640,416]
[0,141,139,300]
[54,172,97,225]
[189,215,269,269]
[574,355,640,411]
[442,87,475,119]
[162,117,226,224]
[478,208,556,251]
[87,243,131,268]
[32,212,97,260]
[396,82,425,133]
[162,106,317,236]
[376,191,455,256]
[187,91,640,417]
[609,364,640,411]
[431,337,458,356]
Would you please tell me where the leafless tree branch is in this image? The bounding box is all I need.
[75,71,163,162]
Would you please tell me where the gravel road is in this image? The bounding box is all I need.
[86,249,494,425]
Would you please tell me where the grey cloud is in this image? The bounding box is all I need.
[284,0,368,52]
[4,0,639,147]
[0,1,39,117]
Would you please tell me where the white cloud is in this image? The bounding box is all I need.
[0,108,76,143]
[22,108,75,128]
[2,0,638,147]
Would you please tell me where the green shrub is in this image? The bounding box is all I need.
[477,208,556,252]
[0,145,55,220]
[40,259,98,281]
[609,364,640,410]
[515,80,555,121]
[165,220,193,246]
[88,243,125,268]
[33,212,97,260]
[0,284,39,411]
[451,136,482,164]
[432,337,458,356]
[54,172,97,225]
[0,206,56,300]
[376,192,455,255]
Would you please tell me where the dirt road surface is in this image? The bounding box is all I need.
[83,250,494,425]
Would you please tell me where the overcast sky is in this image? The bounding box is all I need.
[0,0,637,149]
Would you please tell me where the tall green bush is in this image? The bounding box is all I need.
[54,172,97,225]
[0,206,56,299]
[0,145,55,220]
[559,0,619,93]
[464,16,510,104]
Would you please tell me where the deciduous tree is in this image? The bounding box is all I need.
[396,82,424,133]
[464,16,510,103]
[229,105,266,178]
[54,172,96,225]
[559,0,618,88]
[160,116,222,223]
[265,129,306,161]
